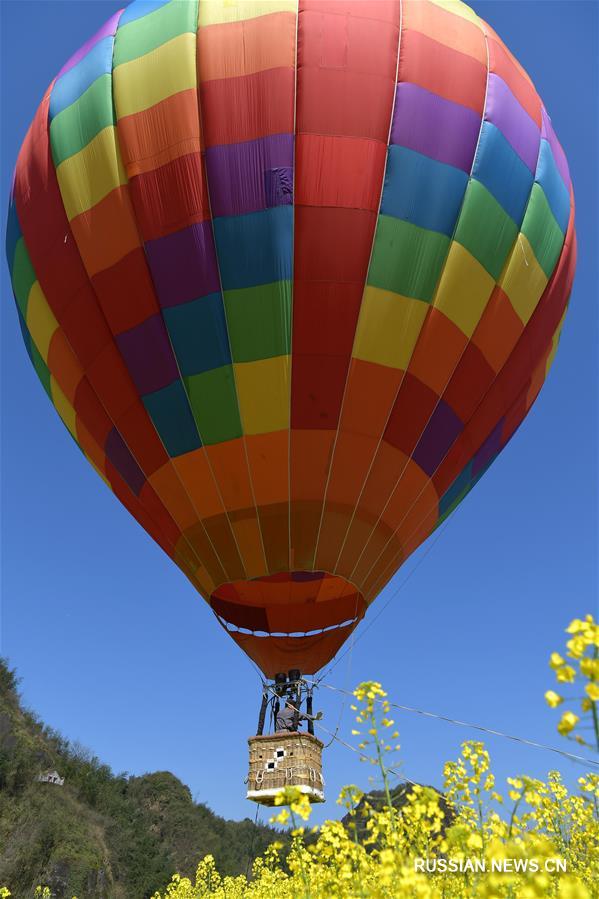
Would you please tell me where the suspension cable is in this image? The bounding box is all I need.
[311,681,599,769]
[316,520,450,684]
[245,802,261,879]
[263,684,418,788]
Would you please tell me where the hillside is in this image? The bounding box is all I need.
[0,659,282,899]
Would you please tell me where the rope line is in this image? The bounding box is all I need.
[263,684,416,787]
[312,682,599,770]
[313,717,418,788]
[322,594,359,748]
[235,474,451,690]
[214,613,266,684]
[245,802,261,879]
[316,519,450,684]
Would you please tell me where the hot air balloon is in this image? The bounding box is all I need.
[6,0,576,804]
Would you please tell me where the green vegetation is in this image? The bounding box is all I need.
[0,659,280,898]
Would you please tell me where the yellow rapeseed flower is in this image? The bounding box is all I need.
[585,682,599,702]
[557,711,579,735]
[566,636,586,659]
[130,668,599,899]
[556,665,576,684]
[580,657,599,679]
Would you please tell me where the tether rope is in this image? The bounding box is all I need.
[321,593,360,748]
[245,802,261,879]
[313,718,418,789]
[310,681,599,770]
[316,519,451,684]
[233,506,598,771]
[263,685,417,788]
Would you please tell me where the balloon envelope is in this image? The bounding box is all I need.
[7,0,576,676]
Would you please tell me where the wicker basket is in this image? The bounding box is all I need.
[246,731,325,805]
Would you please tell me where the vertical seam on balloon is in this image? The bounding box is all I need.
[354,21,560,594]
[310,0,404,570]
[117,4,249,589]
[142,0,259,587]
[184,0,258,583]
[38,27,216,590]
[344,16,494,586]
[49,10,230,591]
[79,7,248,596]
[328,6,423,578]
[109,5,242,589]
[107,15,241,592]
[105,10,233,590]
[288,0,300,574]
[13,256,186,576]
[9,182,185,569]
[111,3,257,593]
[365,229,575,601]
[363,187,575,601]
[151,9,268,589]
[192,1,270,580]
[43,18,216,583]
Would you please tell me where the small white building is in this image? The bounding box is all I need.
[35,769,65,786]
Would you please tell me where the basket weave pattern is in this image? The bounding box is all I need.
[246,731,325,805]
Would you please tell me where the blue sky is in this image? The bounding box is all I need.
[1,1,597,825]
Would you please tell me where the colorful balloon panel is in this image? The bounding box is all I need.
[7,0,576,677]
